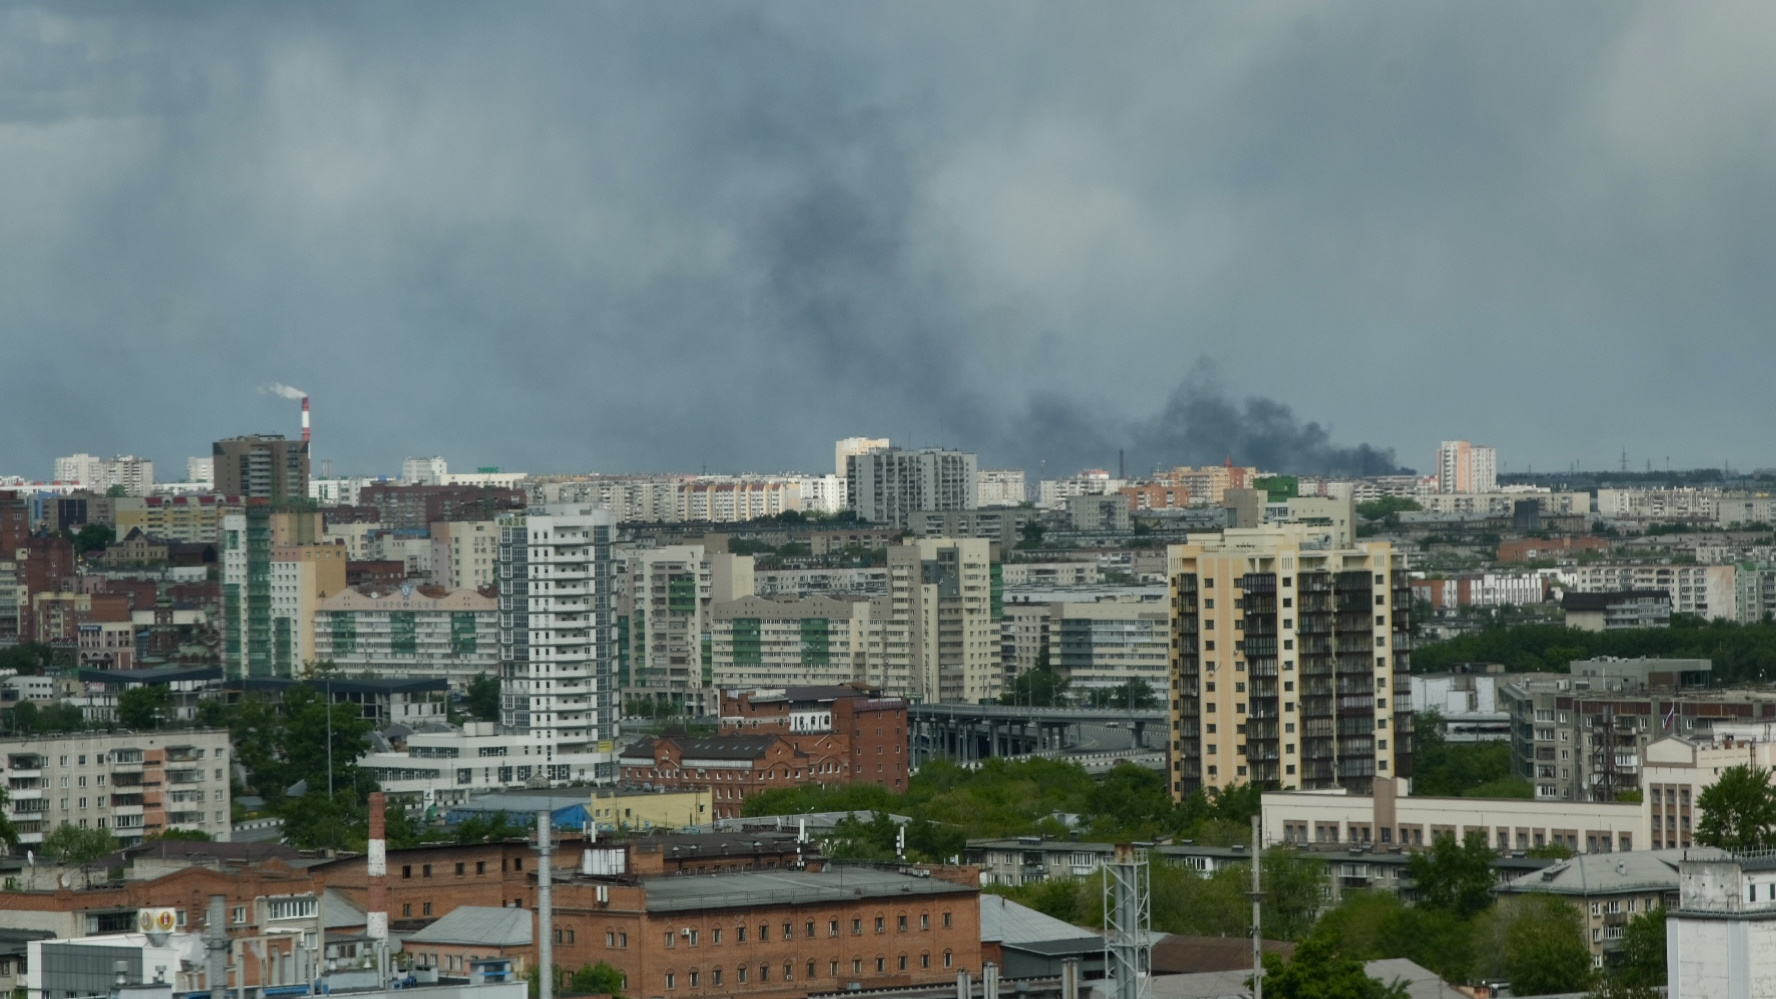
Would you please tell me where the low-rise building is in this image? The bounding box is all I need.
[618,733,846,820]
[1669,848,1776,998]
[1496,849,1682,962]
[1261,777,1642,854]
[1562,589,1674,631]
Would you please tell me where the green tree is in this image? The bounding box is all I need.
[1609,906,1667,990]
[454,811,524,844]
[1258,934,1410,999]
[568,961,626,997]
[1407,830,1498,918]
[1309,891,1476,985]
[1696,764,1776,850]
[466,674,501,722]
[1016,521,1047,550]
[73,523,115,553]
[1000,664,1070,707]
[1488,894,1594,997]
[144,828,213,842]
[1261,849,1332,941]
[43,823,118,886]
[117,684,175,730]
[280,790,365,851]
[0,642,58,675]
[0,786,17,853]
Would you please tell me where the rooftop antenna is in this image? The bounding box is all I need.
[1103,844,1151,999]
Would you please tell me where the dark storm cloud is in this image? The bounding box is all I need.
[2,3,1775,477]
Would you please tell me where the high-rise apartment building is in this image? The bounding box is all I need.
[313,585,499,686]
[886,538,1000,703]
[186,456,215,487]
[710,594,886,690]
[401,456,449,486]
[846,447,978,527]
[432,520,500,591]
[221,508,336,678]
[213,435,310,502]
[835,436,890,477]
[0,730,233,848]
[623,547,753,699]
[1167,524,1412,798]
[53,454,154,495]
[498,505,619,781]
[1435,440,1498,494]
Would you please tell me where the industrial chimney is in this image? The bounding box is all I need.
[367,792,389,982]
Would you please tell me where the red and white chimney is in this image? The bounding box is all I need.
[301,396,311,443]
[367,792,388,943]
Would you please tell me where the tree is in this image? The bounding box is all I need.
[1609,906,1667,990]
[281,790,364,852]
[1000,664,1069,707]
[1407,830,1498,918]
[1016,521,1047,550]
[1261,849,1332,941]
[117,684,175,730]
[1258,935,1410,999]
[1696,764,1776,851]
[568,961,626,997]
[1487,894,1594,997]
[43,823,118,886]
[73,523,114,553]
[466,674,501,722]
[0,786,17,853]
[454,811,524,844]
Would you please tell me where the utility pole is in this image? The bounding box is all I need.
[1251,816,1264,999]
[538,811,554,999]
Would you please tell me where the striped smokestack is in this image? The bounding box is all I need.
[367,792,388,944]
[301,396,311,443]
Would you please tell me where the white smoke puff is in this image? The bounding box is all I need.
[260,383,307,400]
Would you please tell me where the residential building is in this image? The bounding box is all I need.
[1168,524,1412,797]
[678,479,802,522]
[0,729,233,848]
[1497,536,1612,563]
[364,721,603,805]
[1640,723,1776,851]
[1494,660,1776,802]
[908,508,1036,549]
[1435,440,1497,494]
[220,508,339,677]
[308,475,379,507]
[1414,490,1589,518]
[313,585,500,686]
[233,676,450,728]
[625,546,753,698]
[1262,777,1641,854]
[433,520,501,591]
[498,505,620,781]
[1595,487,1719,523]
[1497,850,1681,962]
[847,448,977,527]
[1037,471,1124,511]
[1561,563,1736,620]
[1668,849,1776,997]
[752,566,888,598]
[976,469,1027,507]
[1156,465,1257,508]
[185,456,214,488]
[55,455,155,496]
[1562,590,1674,631]
[835,436,890,477]
[886,538,1000,703]
[998,589,1170,694]
[112,495,236,544]
[403,456,449,486]
[1410,571,1555,610]
[710,595,885,690]
[1065,495,1131,532]
[999,563,1102,587]
[798,474,848,515]
[212,435,310,502]
[362,483,525,531]
[1120,482,1192,512]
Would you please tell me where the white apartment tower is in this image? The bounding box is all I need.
[886,537,1001,703]
[498,505,619,781]
[1436,440,1498,494]
[54,454,155,495]
[977,469,1028,507]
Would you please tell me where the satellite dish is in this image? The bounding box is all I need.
[58,873,71,888]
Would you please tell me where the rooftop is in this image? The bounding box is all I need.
[405,906,531,947]
[1500,848,1684,896]
[641,866,971,913]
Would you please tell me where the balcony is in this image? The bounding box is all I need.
[166,770,202,786]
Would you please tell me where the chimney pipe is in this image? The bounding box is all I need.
[301,396,311,444]
[206,894,227,999]
[367,792,388,983]
[538,811,554,999]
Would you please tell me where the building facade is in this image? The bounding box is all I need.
[0,729,233,848]
[313,586,500,686]
[886,538,1000,703]
[213,436,310,502]
[1168,525,1412,797]
[846,448,977,527]
[498,505,619,782]
[1435,440,1497,494]
[709,595,885,690]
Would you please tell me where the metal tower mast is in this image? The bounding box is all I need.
[1104,844,1151,999]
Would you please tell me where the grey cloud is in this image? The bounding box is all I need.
[1,3,1774,479]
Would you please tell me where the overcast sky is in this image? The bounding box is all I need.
[5,3,1774,480]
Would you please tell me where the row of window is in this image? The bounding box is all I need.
[661,952,955,990]
[663,912,952,947]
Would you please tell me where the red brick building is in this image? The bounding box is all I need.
[721,686,911,792]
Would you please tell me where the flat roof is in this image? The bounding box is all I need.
[641,866,971,913]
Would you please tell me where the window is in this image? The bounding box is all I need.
[944,951,953,968]
[665,974,674,990]
[687,929,699,946]
[422,864,432,878]
[853,918,862,935]
[455,863,465,875]
[477,861,486,875]
[831,961,839,977]
[759,923,769,941]
[402,865,413,879]
[712,970,722,986]
[921,953,931,968]
[920,914,930,929]
[423,903,432,916]
[829,920,840,937]
[403,904,412,917]
[898,915,907,932]
[606,932,615,947]
[853,959,863,975]
[784,962,794,981]
[759,965,770,983]
[232,907,247,925]
[898,955,908,971]
[876,958,886,974]
[943,912,952,928]
[807,920,816,938]
[713,928,722,944]
[688,972,698,988]
[808,961,817,979]
[665,932,675,949]
[737,968,748,984]
[875,916,885,933]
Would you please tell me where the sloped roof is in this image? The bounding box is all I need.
[980,894,1100,948]
[1499,848,1683,896]
[1146,958,1458,999]
[406,906,531,947]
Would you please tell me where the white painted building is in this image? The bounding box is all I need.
[498,505,619,781]
[0,729,232,848]
[54,454,155,495]
[433,519,500,591]
[185,456,214,488]
[977,469,1027,507]
[402,456,449,486]
[834,436,890,477]
[798,473,848,515]
[1559,563,1738,620]
[1037,470,1125,511]
[308,476,379,507]
[1670,850,1776,999]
